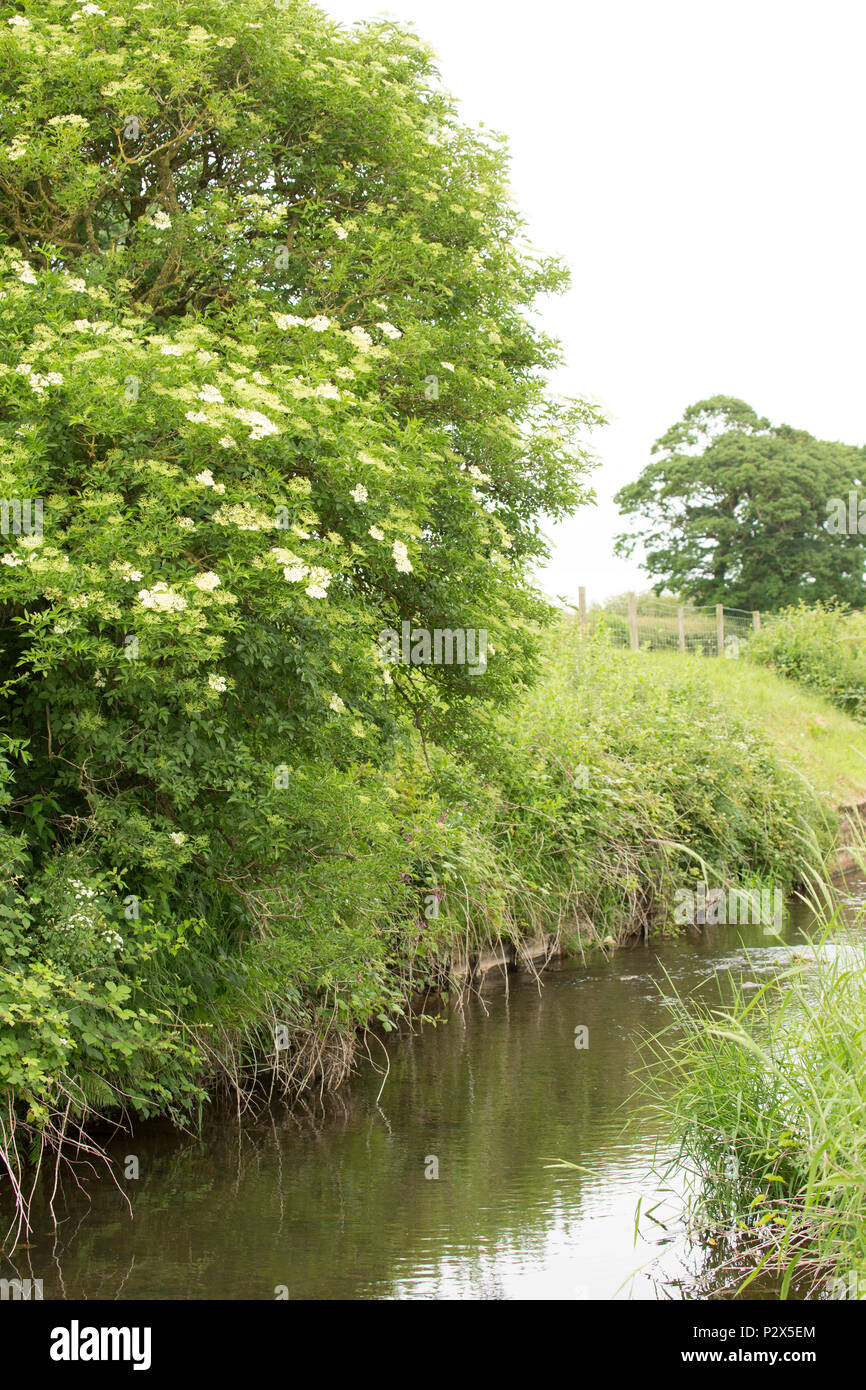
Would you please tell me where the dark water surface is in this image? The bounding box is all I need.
[4,875,865,1300]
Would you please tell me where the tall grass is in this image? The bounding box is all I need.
[429,619,833,954]
[643,884,866,1296]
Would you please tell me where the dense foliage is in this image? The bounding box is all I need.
[0,0,602,1163]
[748,603,866,721]
[0,1,834,1237]
[614,396,866,609]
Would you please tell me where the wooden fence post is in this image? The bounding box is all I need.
[677,605,686,654]
[627,592,639,651]
[752,610,761,632]
[716,604,724,657]
[578,586,587,635]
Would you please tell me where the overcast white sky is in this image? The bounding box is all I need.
[323,0,866,605]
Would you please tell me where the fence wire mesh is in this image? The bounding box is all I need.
[581,594,759,656]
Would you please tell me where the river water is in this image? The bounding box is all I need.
[4,874,864,1300]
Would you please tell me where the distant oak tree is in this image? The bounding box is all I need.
[614,396,866,610]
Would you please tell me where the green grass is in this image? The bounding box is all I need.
[748,602,866,722]
[444,623,834,952]
[638,649,866,808]
[642,903,866,1298]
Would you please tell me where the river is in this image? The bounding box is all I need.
[3,873,864,1300]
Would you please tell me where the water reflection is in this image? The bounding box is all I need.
[3,875,864,1300]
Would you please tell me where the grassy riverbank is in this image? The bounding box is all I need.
[635,613,866,1299]
[638,647,866,808]
[2,620,847,1241]
[643,915,866,1298]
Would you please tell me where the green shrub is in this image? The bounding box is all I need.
[749,602,866,719]
[0,0,597,1194]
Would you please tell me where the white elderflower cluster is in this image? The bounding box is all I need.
[328,694,346,714]
[112,561,143,582]
[272,312,333,332]
[346,326,373,351]
[350,484,368,504]
[194,468,225,492]
[305,566,332,599]
[392,540,412,573]
[15,363,63,392]
[212,502,270,530]
[236,408,279,440]
[137,582,187,612]
[369,525,384,541]
[376,321,402,340]
[11,259,37,285]
[62,879,123,953]
[47,114,90,130]
[273,550,332,599]
[192,570,220,591]
[208,673,227,693]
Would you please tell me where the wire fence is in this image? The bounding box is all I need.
[574,590,765,657]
